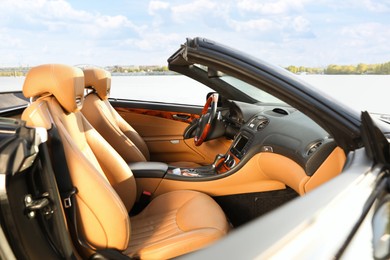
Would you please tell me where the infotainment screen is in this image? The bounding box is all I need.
[234,135,249,153]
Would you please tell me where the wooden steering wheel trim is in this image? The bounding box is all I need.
[194,93,218,146]
[201,95,213,115]
[194,123,211,146]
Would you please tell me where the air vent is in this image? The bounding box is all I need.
[257,118,269,130]
[272,108,289,115]
[248,116,269,131]
[306,141,323,156]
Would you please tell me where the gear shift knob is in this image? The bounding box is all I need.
[212,154,225,169]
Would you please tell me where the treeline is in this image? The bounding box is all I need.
[286,61,390,75]
[285,66,323,74]
[0,65,170,76]
[108,65,169,73]
[0,71,25,76]
[0,67,28,77]
[2,62,390,76]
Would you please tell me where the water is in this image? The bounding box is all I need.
[298,75,390,115]
[1,74,389,114]
[111,75,212,106]
[111,75,390,115]
[0,77,25,92]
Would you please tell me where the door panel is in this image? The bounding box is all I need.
[116,107,200,124]
[118,111,231,164]
[112,100,231,165]
[118,110,189,137]
[0,118,74,259]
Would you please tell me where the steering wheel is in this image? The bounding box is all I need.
[194,93,219,146]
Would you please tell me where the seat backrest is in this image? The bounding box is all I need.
[21,64,135,251]
[82,68,150,162]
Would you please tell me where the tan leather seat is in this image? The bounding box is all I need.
[81,67,201,168]
[21,64,228,259]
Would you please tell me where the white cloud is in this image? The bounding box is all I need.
[39,0,91,20]
[362,0,390,12]
[228,19,276,32]
[292,16,311,32]
[341,23,388,39]
[0,0,141,36]
[95,15,138,30]
[0,0,389,67]
[121,32,181,51]
[0,29,22,48]
[0,0,91,21]
[148,1,170,15]
[339,23,390,63]
[171,0,219,23]
[236,0,308,15]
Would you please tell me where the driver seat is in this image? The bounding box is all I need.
[81,67,201,168]
[21,64,229,259]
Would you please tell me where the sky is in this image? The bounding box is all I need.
[0,0,389,68]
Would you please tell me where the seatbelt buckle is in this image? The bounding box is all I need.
[130,190,152,215]
[64,197,72,208]
[62,188,77,209]
[140,190,152,205]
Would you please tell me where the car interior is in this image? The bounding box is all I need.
[81,67,202,168]
[14,63,347,259]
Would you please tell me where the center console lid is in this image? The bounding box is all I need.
[128,162,169,178]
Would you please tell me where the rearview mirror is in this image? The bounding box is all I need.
[207,67,222,78]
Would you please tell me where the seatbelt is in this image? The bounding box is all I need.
[47,126,90,249]
[47,127,76,208]
[47,126,131,259]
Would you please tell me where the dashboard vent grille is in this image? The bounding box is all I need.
[248,116,269,131]
[272,108,289,115]
[257,118,269,130]
[306,141,323,156]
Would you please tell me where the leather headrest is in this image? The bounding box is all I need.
[83,68,111,100]
[23,64,84,113]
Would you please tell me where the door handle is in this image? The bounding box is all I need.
[173,114,191,121]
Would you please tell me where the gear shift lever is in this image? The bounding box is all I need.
[182,154,226,176]
[211,154,225,170]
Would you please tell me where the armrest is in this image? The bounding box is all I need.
[128,162,168,178]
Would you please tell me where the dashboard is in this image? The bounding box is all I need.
[220,100,336,176]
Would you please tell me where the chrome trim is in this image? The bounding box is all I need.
[19,127,47,172]
[0,174,5,195]
[35,127,48,144]
[0,129,16,135]
[0,104,28,114]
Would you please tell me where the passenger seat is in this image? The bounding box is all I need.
[81,67,201,168]
[21,64,228,259]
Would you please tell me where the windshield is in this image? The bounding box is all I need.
[297,74,390,116]
[193,64,285,104]
[219,75,284,104]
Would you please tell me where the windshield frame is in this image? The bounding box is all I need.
[192,63,285,104]
[168,37,364,150]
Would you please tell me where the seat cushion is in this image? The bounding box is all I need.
[125,190,229,259]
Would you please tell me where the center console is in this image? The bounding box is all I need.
[165,131,254,176]
[230,133,252,159]
[129,131,254,179]
[222,132,252,171]
[129,162,169,178]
